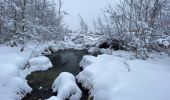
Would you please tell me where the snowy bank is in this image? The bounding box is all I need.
[0,46,32,100]
[77,54,170,100]
[49,72,82,100]
[0,44,53,100]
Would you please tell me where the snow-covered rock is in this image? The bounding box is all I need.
[22,56,52,77]
[76,54,170,100]
[49,72,82,100]
[29,56,52,71]
[163,41,169,47]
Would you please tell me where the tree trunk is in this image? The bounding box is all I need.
[22,0,26,32]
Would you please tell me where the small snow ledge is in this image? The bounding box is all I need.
[79,55,97,69]
[47,96,60,100]
[22,56,52,76]
[48,72,82,100]
[76,54,170,100]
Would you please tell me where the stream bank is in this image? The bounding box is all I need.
[23,49,90,100]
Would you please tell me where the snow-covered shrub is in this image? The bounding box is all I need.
[0,0,67,44]
[91,0,170,56]
[147,37,170,55]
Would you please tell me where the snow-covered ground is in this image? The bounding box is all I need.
[1,41,170,100]
[0,45,32,100]
[0,45,52,100]
[77,51,170,100]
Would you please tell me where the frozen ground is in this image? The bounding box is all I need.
[77,51,170,100]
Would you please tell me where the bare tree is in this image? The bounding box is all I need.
[79,15,88,35]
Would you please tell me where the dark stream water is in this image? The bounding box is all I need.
[23,49,90,100]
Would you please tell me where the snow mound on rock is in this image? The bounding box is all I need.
[22,56,52,76]
[29,56,52,71]
[49,72,82,100]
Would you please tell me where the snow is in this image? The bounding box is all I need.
[163,41,169,47]
[0,40,87,100]
[65,32,101,49]
[1,40,170,100]
[0,45,32,100]
[137,21,149,29]
[76,54,170,100]
[48,96,60,100]
[49,72,82,100]
[0,44,53,100]
[79,55,97,69]
[28,56,52,71]
[22,56,52,77]
[165,36,170,41]
[148,56,170,71]
[100,48,113,55]
[156,37,170,47]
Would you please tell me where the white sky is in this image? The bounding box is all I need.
[62,0,119,31]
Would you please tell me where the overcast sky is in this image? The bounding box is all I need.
[62,0,119,31]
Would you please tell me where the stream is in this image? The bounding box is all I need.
[23,49,91,100]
